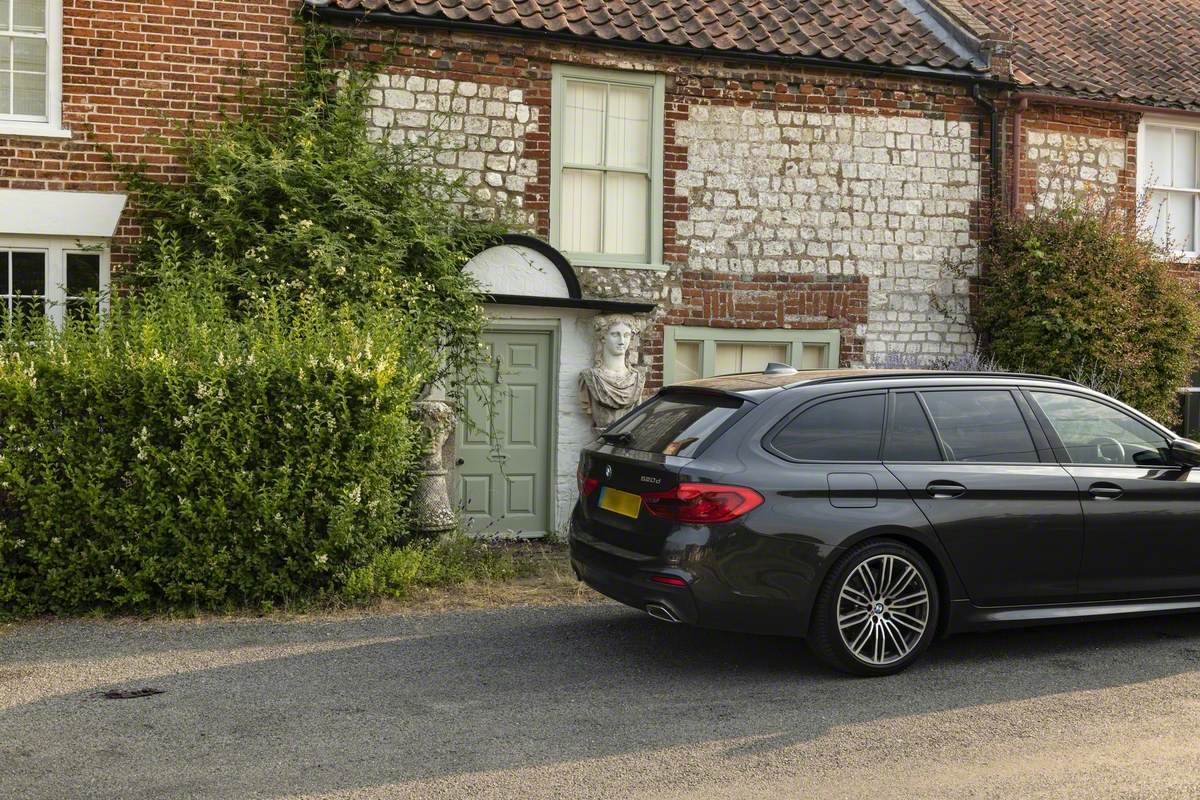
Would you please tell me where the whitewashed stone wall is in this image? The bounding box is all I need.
[1023,129,1126,213]
[675,107,980,359]
[367,73,539,226]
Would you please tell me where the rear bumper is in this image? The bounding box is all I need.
[569,529,700,625]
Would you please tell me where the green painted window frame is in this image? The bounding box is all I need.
[662,326,842,385]
[549,64,665,271]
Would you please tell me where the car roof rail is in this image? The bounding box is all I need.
[797,371,1086,388]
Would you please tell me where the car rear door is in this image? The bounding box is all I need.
[883,388,1085,606]
[1025,389,1200,599]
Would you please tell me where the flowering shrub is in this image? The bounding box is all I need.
[0,287,430,612]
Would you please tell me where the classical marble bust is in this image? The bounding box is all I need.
[578,315,647,432]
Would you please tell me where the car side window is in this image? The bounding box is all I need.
[920,390,1039,463]
[884,392,943,461]
[1029,391,1170,466]
[770,393,885,461]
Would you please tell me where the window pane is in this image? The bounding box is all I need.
[737,343,788,373]
[12,35,42,71]
[1149,190,1196,252]
[674,340,701,383]
[66,252,101,295]
[0,251,7,294]
[800,344,825,370]
[11,250,44,294]
[602,171,648,257]
[922,390,1038,462]
[884,393,942,462]
[605,84,650,170]
[13,0,44,32]
[12,70,44,116]
[1146,125,1173,186]
[771,394,885,461]
[1031,392,1170,466]
[606,394,743,457]
[563,80,605,166]
[560,168,602,253]
[0,36,10,69]
[1174,129,1197,189]
[0,1,8,32]
[0,71,9,117]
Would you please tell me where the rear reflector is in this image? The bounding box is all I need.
[650,574,688,588]
[641,483,764,524]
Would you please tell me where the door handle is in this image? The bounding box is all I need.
[926,480,967,499]
[1088,483,1124,500]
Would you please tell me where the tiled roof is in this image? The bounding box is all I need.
[319,0,986,72]
[970,0,1200,110]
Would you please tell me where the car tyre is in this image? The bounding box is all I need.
[807,539,939,676]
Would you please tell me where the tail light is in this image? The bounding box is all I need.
[641,483,763,524]
[577,464,598,498]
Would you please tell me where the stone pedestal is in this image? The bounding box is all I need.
[411,400,457,536]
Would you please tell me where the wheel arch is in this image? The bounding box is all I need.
[808,526,960,639]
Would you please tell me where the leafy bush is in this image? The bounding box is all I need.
[976,205,1200,423]
[121,23,497,397]
[0,287,432,613]
[341,535,518,602]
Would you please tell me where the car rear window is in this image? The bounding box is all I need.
[605,394,743,456]
[921,389,1038,463]
[770,393,885,461]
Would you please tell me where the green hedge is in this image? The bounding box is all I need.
[0,289,430,613]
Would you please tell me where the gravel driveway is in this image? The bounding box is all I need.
[3,600,1200,799]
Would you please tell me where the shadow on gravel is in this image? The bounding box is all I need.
[4,603,1200,799]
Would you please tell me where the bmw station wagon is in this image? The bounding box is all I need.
[568,368,1200,675]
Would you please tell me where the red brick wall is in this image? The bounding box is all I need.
[1008,100,1140,216]
[0,0,302,254]
[639,272,870,391]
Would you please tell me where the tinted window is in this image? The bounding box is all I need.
[605,394,742,457]
[1031,391,1170,466]
[885,393,942,461]
[921,390,1038,463]
[771,394,885,461]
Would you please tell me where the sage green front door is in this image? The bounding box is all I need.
[456,329,554,536]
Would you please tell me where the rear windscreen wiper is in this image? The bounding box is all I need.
[600,431,633,445]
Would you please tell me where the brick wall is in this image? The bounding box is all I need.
[351,24,994,376]
[1012,102,1139,215]
[0,0,302,254]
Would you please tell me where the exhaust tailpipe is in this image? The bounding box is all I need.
[646,603,680,623]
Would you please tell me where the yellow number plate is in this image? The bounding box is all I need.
[598,486,642,518]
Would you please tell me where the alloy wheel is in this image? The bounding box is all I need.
[836,553,931,666]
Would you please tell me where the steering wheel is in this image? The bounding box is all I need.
[1090,436,1126,464]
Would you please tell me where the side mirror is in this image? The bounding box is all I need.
[1169,438,1200,467]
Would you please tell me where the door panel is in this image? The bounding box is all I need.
[886,463,1084,605]
[455,330,554,536]
[1067,465,1200,597]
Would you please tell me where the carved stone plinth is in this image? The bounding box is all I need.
[411,400,457,535]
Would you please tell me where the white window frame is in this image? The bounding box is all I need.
[1137,115,1200,261]
[0,235,110,327]
[0,0,69,139]
[662,326,841,385]
[549,65,664,271]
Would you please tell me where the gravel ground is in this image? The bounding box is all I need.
[3,601,1200,799]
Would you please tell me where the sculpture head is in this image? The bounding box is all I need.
[592,315,642,369]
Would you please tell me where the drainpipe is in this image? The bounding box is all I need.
[1010,97,1028,215]
[971,84,1002,218]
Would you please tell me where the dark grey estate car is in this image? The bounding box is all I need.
[568,368,1200,675]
